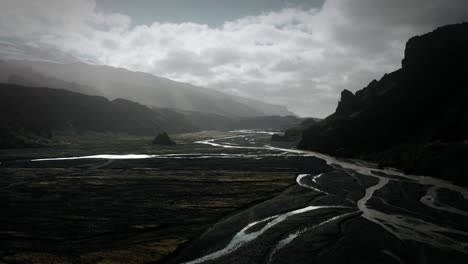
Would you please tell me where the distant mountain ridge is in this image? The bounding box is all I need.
[0,61,100,96]
[0,84,197,148]
[0,60,294,118]
[298,23,468,185]
[0,83,301,148]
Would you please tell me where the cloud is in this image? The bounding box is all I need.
[1,0,468,117]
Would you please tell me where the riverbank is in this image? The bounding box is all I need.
[166,135,468,264]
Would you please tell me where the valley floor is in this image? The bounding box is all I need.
[1,131,468,264]
[0,131,329,263]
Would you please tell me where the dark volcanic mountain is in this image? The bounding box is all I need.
[298,23,468,185]
[0,84,196,148]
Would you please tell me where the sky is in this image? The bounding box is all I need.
[0,0,468,117]
[96,0,324,27]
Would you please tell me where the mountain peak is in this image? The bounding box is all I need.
[335,89,358,115]
[402,22,468,72]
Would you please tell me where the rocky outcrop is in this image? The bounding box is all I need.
[153,132,176,145]
[335,89,359,115]
[298,23,468,185]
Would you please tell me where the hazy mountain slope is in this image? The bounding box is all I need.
[0,60,100,96]
[1,60,294,118]
[169,110,236,131]
[226,94,294,117]
[228,115,301,130]
[298,23,468,184]
[0,82,301,148]
[159,109,302,131]
[0,84,196,148]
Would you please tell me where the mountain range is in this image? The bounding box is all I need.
[0,83,301,148]
[0,56,305,148]
[0,60,293,118]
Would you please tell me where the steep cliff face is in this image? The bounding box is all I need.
[335,89,359,115]
[298,23,468,184]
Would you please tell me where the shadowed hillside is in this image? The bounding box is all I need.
[298,23,468,185]
[0,84,196,148]
[0,84,303,148]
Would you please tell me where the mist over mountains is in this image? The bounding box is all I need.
[0,60,294,118]
[0,58,304,148]
[0,84,301,149]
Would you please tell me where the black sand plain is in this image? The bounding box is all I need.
[0,131,330,263]
[2,131,468,264]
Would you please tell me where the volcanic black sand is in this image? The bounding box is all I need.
[1,131,468,264]
[0,131,330,263]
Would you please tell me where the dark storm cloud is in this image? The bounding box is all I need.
[0,0,467,117]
